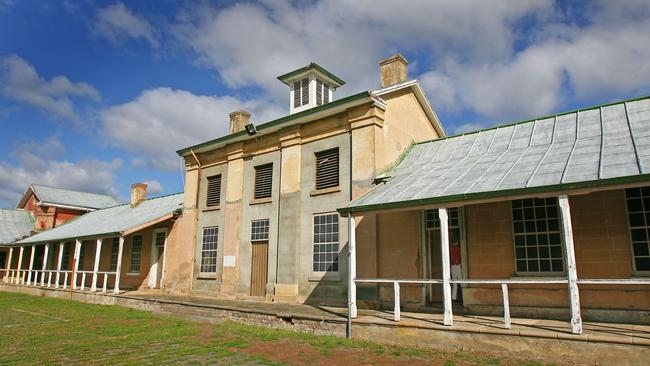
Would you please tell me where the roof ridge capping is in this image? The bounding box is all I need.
[30,183,117,198]
[415,94,650,145]
[101,191,184,210]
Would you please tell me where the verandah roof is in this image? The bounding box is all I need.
[13,193,183,245]
[340,96,650,213]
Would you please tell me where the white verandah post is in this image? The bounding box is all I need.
[41,243,50,286]
[16,246,24,285]
[4,247,13,283]
[91,239,102,292]
[113,236,124,294]
[55,242,64,288]
[439,208,453,326]
[348,214,357,319]
[27,245,35,286]
[558,195,583,334]
[72,239,81,290]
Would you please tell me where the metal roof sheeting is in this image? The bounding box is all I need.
[14,193,183,244]
[30,184,120,210]
[344,97,650,212]
[0,209,33,245]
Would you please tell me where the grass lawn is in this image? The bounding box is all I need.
[0,292,558,365]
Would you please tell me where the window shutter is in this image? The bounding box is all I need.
[316,79,323,106]
[206,175,222,207]
[254,163,273,199]
[293,81,301,108]
[315,148,339,190]
[301,78,309,105]
[323,83,329,103]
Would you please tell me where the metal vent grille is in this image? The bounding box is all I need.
[316,79,323,106]
[323,83,329,103]
[293,81,301,108]
[206,175,222,207]
[315,148,339,190]
[301,78,309,105]
[254,163,273,199]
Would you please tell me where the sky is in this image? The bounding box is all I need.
[0,0,649,207]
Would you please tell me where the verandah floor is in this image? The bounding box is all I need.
[122,290,650,346]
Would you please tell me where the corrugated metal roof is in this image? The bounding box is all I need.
[14,193,183,244]
[343,96,650,213]
[0,209,34,245]
[29,184,120,210]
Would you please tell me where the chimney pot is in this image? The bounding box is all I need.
[229,110,251,134]
[130,183,147,207]
[379,54,408,88]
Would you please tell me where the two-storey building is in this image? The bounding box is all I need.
[171,55,445,304]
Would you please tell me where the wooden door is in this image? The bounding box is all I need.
[250,241,268,297]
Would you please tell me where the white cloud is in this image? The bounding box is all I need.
[0,54,100,122]
[101,87,283,170]
[174,0,551,101]
[0,137,121,207]
[143,179,163,194]
[95,2,159,48]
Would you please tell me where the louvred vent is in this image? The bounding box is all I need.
[206,175,222,207]
[315,148,339,190]
[254,163,273,199]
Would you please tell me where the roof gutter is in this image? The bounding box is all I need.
[338,173,650,214]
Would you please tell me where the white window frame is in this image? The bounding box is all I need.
[511,198,566,276]
[128,234,143,275]
[624,187,650,276]
[251,219,270,241]
[199,226,219,274]
[312,212,340,273]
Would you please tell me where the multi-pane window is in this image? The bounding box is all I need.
[206,175,222,207]
[425,208,460,230]
[315,148,339,190]
[78,245,86,270]
[316,79,330,106]
[155,231,166,251]
[293,78,309,108]
[625,187,650,272]
[313,213,339,272]
[254,164,273,199]
[109,237,119,271]
[61,242,71,270]
[200,226,219,273]
[129,235,143,273]
[251,219,270,241]
[512,198,563,273]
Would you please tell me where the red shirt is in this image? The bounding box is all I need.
[450,245,461,265]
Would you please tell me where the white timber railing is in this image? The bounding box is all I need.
[347,196,650,338]
[2,237,125,294]
[354,278,650,331]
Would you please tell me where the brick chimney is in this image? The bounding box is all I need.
[130,183,147,207]
[229,110,251,133]
[379,54,408,88]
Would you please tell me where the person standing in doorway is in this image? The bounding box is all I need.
[449,231,462,301]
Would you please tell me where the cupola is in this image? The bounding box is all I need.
[277,63,345,114]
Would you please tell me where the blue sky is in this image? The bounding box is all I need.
[1,0,649,206]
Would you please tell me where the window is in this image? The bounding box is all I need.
[426,208,460,231]
[206,175,222,207]
[316,79,329,106]
[109,238,119,271]
[78,245,86,270]
[129,235,143,273]
[315,148,339,190]
[293,78,309,108]
[313,213,339,272]
[61,242,71,270]
[254,164,273,199]
[0,251,6,269]
[155,231,166,250]
[625,187,650,272]
[251,219,270,241]
[512,198,563,273]
[200,226,219,273]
